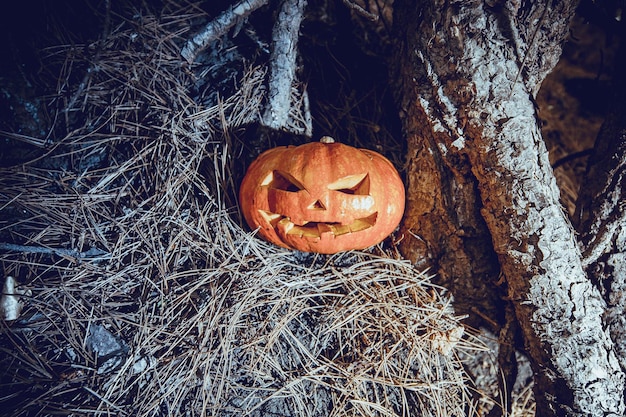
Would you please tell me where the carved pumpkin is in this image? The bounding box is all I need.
[239,136,405,253]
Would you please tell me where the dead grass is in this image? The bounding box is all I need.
[0,1,519,416]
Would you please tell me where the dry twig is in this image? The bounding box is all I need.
[181,0,269,64]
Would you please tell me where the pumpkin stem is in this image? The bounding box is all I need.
[320,136,335,144]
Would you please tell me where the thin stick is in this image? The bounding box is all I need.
[0,243,109,260]
[180,0,269,64]
[341,0,379,22]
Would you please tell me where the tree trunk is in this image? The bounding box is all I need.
[391,1,625,415]
[390,2,503,334]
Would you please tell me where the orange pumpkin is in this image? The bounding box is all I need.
[239,136,405,253]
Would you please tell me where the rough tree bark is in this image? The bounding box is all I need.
[260,0,309,134]
[391,1,625,416]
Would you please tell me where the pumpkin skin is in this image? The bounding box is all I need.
[239,137,405,253]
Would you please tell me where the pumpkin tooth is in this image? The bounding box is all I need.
[258,210,283,227]
[330,223,352,236]
[317,223,333,235]
[349,219,370,233]
[277,217,294,233]
[349,213,377,232]
[287,224,320,238]
[301,227,320,238]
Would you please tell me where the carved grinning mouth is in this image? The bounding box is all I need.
[258,210,378,238]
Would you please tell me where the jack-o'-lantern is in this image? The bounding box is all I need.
[239,136,405,253]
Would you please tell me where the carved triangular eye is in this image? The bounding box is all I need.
[328,173,370,195]
[261,170,304,192]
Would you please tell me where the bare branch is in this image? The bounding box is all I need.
[180,0,269,64]
[260,0,308,133]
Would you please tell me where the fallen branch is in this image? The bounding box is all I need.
[181,0,269,64]
[260,0,308,133]
[0,242,110,261]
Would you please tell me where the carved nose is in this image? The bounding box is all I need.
[308,200,326,210]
